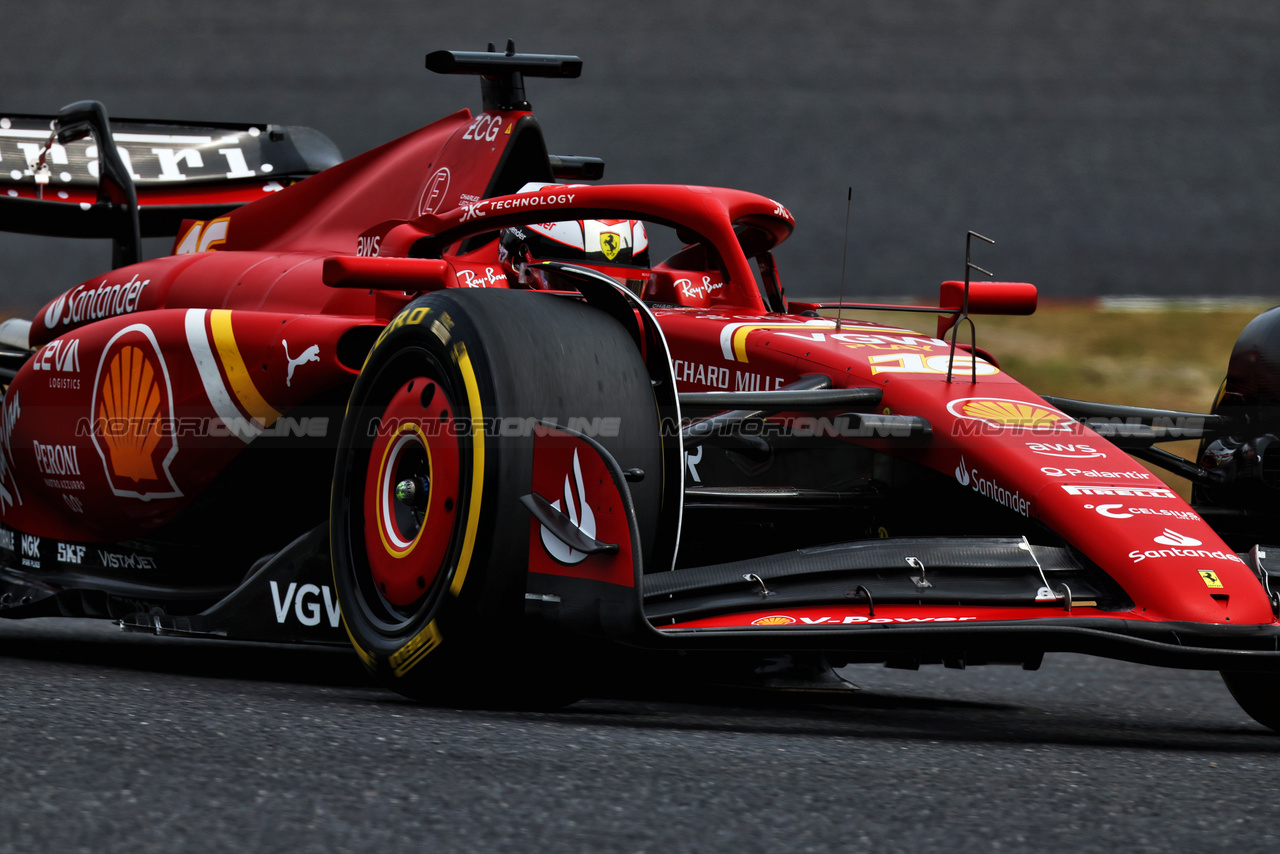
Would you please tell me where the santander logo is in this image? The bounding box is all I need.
[540,450,596,566]
[44,293,67,329]
[955,456,970,486]
[1153,529,1201,547]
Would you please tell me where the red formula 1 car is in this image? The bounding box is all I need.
[2,47,1280,728]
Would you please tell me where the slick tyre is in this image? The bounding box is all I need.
[1221,671,1280,733]
[330,289,661,707]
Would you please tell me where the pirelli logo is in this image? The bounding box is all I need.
[1061,485,1177,499]
[389,620,442,678]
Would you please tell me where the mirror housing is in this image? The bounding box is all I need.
[937,280,1037,338]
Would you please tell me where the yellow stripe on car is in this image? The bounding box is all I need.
[209,309,282,427]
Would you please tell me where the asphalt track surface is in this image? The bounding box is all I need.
[1,618,1278,853]
[2,1,1280,306]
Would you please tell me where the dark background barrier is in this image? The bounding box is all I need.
[1,0,1277,308]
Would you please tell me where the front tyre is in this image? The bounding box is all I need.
[330,289,661,706]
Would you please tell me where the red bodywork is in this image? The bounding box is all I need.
[1,86,1276,651]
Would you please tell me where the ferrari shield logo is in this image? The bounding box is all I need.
[1199,570,1224,589]
[599,232,621,261]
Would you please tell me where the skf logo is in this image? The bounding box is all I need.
[1199,570,1224,589]
[599,232,621,261]
[751,615,796,626]
[89,325,182,501]
[57,543,85,564]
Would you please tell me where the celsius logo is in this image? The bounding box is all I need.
[955,456,971,486]
[540,449,596,566]
[1082,503,1200,521]
[1153,529,1201,547]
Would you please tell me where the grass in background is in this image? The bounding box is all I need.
[835,305,1268,499]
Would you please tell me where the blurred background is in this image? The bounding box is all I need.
[1,0,1278,312]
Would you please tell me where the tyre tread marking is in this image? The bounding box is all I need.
[390,619,442,677]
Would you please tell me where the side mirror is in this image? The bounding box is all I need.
[937,280,1037,338]
[322,256,453,291]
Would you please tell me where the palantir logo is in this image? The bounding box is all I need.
[540,450,595,566]
[1153,529,1201,547]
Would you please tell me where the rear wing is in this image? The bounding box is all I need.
[0,102,341,262]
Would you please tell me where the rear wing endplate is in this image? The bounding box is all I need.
[0,104,341,249]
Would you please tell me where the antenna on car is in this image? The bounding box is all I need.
[834,187,852,330]
[945,230,994,384]
[425,42,583,112]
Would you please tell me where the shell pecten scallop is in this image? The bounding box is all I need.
[97,344,163,481]
[88,325,182,501]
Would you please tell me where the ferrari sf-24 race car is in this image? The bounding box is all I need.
[2,46,1280,728]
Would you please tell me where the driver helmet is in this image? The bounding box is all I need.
[498,217,650,293]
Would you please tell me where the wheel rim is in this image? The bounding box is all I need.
[363,375,461,610]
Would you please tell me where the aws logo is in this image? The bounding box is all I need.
[89,325,182,501]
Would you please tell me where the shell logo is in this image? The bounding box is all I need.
[97,345,163,481]
[89,325,182,501]
[750,615,796,626]
[947,397,1074,433]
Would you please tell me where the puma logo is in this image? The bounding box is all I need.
[283,340,320,387]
